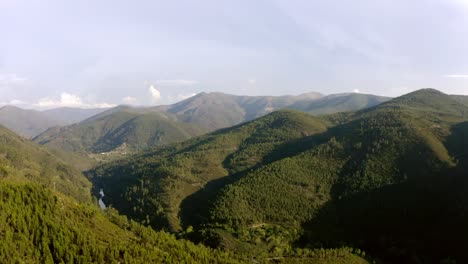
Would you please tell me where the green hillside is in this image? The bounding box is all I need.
[88,89,468,262]
[0,124,367,263]
[0,124,250,263]
[0,125,91,201]
[0,181,249,263]
[87,110,329,231]
[34,110,205,154]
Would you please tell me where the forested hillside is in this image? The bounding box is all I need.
[34,109,205,154]
[0,181,250,263]
[0,122,368,263]
[34,92,389,157]
[0,125,246,263]
[0,125,91,201]
[88,89,468,263]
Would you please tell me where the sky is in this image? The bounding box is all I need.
[1,0,468,109]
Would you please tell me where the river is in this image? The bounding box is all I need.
[99,189,106,209]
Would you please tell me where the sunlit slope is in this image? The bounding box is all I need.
[0,125,91,201]
[34,110,204,153]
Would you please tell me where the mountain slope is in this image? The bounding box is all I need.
[289,93,390,114]
[0,106,60,138]
[0,122,248,263]
[0,121,366,263]
[87,110,329,231]
[42,107,108,125]
[34,110,205,154]
[0,125,91,201]
[88,89,468,262]
[0,181,247,263]
[164,92,389,130]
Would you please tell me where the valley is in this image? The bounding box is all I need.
[1,88,467,263]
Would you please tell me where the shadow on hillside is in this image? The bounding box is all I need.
[297,168,468,264]
[179,131,331,230]
[446,121,468,170]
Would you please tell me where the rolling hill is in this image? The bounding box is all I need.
[34,108,205,154]
[87,89,468,262]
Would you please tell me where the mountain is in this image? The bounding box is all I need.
[0,123,368,263]
[288,93,391,114]
[34,91,389,156]
[159,91,389,131]
[0,105,108,138]
[162,91,324,130]
[42,107,109,125]
[88,89,468,262]
[0,106,60,138]
[34,108,205,154]
[0,125,249,263]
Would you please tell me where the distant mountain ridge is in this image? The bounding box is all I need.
[33,91,390,154]
[0,105,108,138]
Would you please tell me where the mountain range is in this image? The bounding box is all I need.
[3,88,468,263]
[0,113,368,263]
[0,106,108,138]
[87,88,468,262]
[33,91,389,154]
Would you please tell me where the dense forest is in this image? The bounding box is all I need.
[88,89,468,263]
[2,88,468,263]
[0,116,368,263]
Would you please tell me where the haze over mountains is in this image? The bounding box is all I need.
[0,106,108,138]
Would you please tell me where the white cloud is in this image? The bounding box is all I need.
[149,85,161,101]
[443,74,468,79]
[352,89,361,93]
[248,79,257,85]
[34,93,116,109]
[155,80,198,86]
[122,96,138,105]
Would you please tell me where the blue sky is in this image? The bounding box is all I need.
[1,0,468,109]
